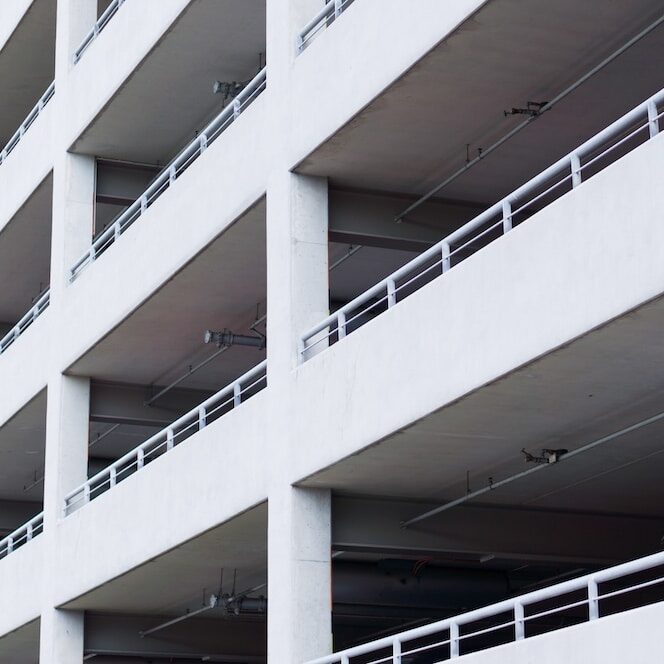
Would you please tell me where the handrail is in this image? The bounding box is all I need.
[0,289,50,355]
[69,66,268,281]
[306,548,664,663]
[63,359,268,515]
[300,86,664,360]
[297,0,355,51]
[0,82,55,166]
[73,0,125,64]
[0,512,44,560]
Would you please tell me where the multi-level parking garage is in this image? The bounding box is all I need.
[1,0,664,662]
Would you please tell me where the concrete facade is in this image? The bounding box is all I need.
[1,1,664,662]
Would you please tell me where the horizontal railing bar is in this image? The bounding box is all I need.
[302,86,664,355]
[69,67,267,281]
[0,82,55,165]
[64,360,267,509]
[298,1,335,45]
[0,290,50,354]
[0,512,44,559]
[73,0,123,63]
[306,547,664,663]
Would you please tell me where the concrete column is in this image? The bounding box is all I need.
[265,2,334,662]
[39,4,98,661]
[267,486,332,664]
[266,171,329,374]
[50,0,98,298]
[39,374,89,664]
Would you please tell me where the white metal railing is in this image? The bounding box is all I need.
[297,0,356,51]
[0,289,50,355]
[69,66,268,281]
[0,512,44,560]
[307,549,664,664]
[300,87,664,360]
[63,360,267,515]
[0,82,55,166]
[73,0,125,64]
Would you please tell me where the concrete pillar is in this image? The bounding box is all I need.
[265,2,334,662]
[50,0,98,298]
[39,4,98,661]
[39,374,90,664]
[268,487,333,664]
[266,171,329,374]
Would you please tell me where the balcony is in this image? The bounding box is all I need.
[70,67,267,280]
[64,360,267,515]
[301,87,664,359]
[307,550,664,663]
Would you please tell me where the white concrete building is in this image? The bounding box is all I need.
[1,0,664,661]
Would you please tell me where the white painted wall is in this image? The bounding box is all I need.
[54,390,269,606]
[0,537,42,638]
[458,601,664,664]
[288,131,664,482]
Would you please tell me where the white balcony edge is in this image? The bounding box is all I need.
[0,512,44,561]
[0,289,50,355]
[63,359,268,514]
[0,82,55,166]
[69,66,267,281]
[301,87,664,359]
[307,548,664,663]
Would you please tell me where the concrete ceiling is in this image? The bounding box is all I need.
[301,293,664,522]
[0,174,52,323]
[297,0,664,207]
[72,0,266,165]
[69,200,267,392]
[64,502,267,617]
[0,619,39,664]
[0,389,46,502]
[0,0,55,146]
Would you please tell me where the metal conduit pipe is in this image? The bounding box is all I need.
[395,13,664,222]
[402,407,664,528]
[204,329,266,349]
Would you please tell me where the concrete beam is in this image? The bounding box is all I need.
[84,613,265,661]
[332,497,664,565]
[90,381,212,427]
[329,188,481,251]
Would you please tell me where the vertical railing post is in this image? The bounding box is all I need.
[392,637,402,663]
[341,656,350,664]
[198,406,207,430]
[588,579,599,620]
[169,165,177,184]
[140,195,148,214]
[502,199,513,233]
[334,0,343,16]
[514,602,525,640]
[6,537,13,554]
[337,311,347,339]
[84,484,91,504]
[27,522,33,541]
[387,278,397,308]
[450,622,459,658]
[570,153,582,188]
[137,448,145,470]
[166,428,174,451]
[199,133,208,153]
[233,382,242,407]
[647,99,660,139]
[441,241,451,273]
[233,99,242,118]
[110,466,117,487]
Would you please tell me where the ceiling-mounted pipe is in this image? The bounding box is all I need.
[395,13,664,222]
[204,328,266,349]
[144,344,230,407]
[401,407,664,528]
